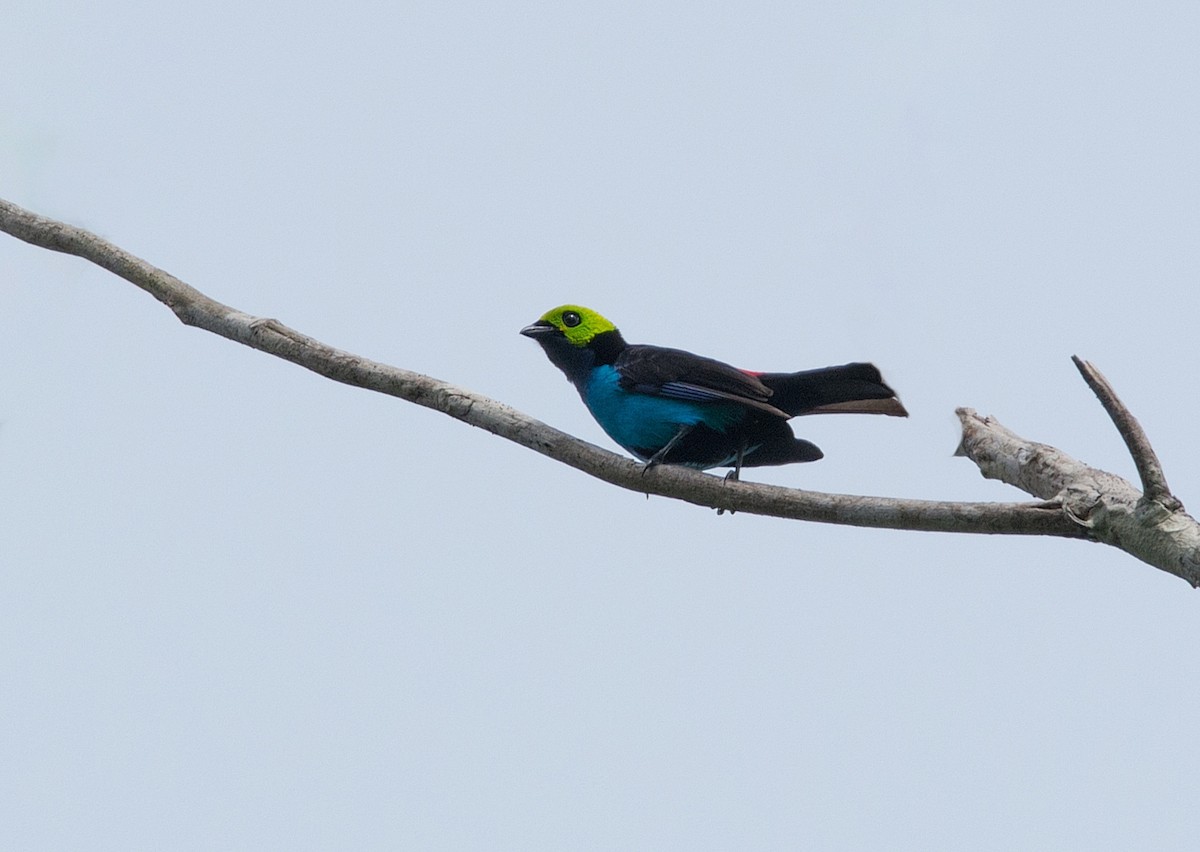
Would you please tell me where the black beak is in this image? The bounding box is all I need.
[520,320,558,339]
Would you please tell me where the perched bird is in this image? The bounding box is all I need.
[521,305,907,478]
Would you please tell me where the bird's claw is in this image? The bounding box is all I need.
[717,469,739,515]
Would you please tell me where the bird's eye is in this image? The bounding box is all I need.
[562,311,582,328]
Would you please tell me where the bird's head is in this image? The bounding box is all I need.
[521,305,626,381]
[520,305,617,347]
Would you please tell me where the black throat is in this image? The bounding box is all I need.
[536,328,628,390]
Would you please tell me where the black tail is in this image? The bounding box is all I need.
[741,436,825,467]
[757,363,907,417]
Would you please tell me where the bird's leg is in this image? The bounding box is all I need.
[641,424,694,475]
[717,442,746,516]
[723,442,746,483]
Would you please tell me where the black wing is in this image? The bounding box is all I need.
[614,344,789,418]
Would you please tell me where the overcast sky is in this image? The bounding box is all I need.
[4,2,1200,849]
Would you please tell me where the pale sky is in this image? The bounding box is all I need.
[4,2,1200,849]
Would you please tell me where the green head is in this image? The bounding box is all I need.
[521,305,627,381]
[523,305,617,347]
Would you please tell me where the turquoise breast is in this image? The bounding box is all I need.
[582,365,741,460]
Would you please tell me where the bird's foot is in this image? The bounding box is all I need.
[717,469,739,515]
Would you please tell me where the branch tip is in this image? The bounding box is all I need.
[1071,355,1179,510]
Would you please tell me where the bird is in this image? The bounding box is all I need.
[520,305,907,479]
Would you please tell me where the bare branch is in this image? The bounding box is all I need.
[5,195,1200,585]
[1,198,1069,536]
[957,408,1200,586]
[1071,355,1180,511]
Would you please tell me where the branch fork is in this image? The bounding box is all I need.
[953,361,1200,585]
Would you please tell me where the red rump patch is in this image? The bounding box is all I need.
[740,369,764,376]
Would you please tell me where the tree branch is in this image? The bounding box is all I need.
[4,196,1199,585]
[1071,355,1180,510]
[955,407,1200,585]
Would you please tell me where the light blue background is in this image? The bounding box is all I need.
[4,2,1199,848]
